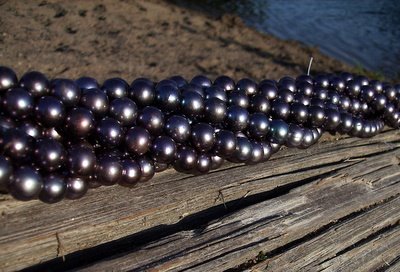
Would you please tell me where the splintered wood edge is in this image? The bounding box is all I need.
[0,129,399,271]
[81,148,400,271]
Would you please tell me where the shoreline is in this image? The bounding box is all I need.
[0,0,363,82]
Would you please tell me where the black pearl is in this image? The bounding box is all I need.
[369,80,383,93]
[80,88,109,117]
[249,94,270,114]
[328,90,341,105]
[339,72,353,82]
[109,97,138,126]
[119,159,141,186]
[181,91,204,118]
[174,146,198,171]
[204,97,227,124]
[34,96,66,127]
[8,166,43,201]
[372,94,387,112]
[39,174,66,203]
[351,99,361,114]
[236,78,257,96]
[211,155,224,169]
[165,115,190,143]
[129,79,155,106]
[324,108,341,131]
[385,111,400,128]
[75,76,99,91]
[51,79,81,107]
[0,66,18,91]
[229,136,252,163]
[299,128,314,149]
[290,102,308,124]
[204,86,227,102]
[296,81,314,96]
[346,80,361,98]
[65,176,88,200]
[355,76,369,86]
[180,83,204,97]
[314,87,329,100]
[0,156,12,190]
[339,95,351,111]
[330,76,345,92]
[154,162,169,173]
[228,90,249,108]
[191,123,215,152]
[155,84,180,112]
[19,71,49,97]
[2,128,34,161]
[190,75,212,88]
[18,122,42,138]
[383,85,397,102]
[248,113,270,139]
[286,124,304,147]
[308,106,326,127]
[338,113,353,134]
[214,75,235,91]
[137,156,155,182]
[67,145,96,176]
[294,93,311,106]
[125,126,151,156]
[65,107,95,138]
[226,105,249,131]
[271,99,290,120]
[3,88,34,119]
[278,76,296,92]
[296,74,313,85]
[360,85,376,103]
[260,142,272,161]
[268,119,289,144]
[102,78,129,99]
[95,155,122,186]
[34,138,66,172]
[151,136,177,163]
[96,117,123,146]
[278,89,295,103]
[168,75,187,88]
[196,153,211,173]
[350,117,363,137]
[247,141,264,164]
[138,106,165,135]
[314,74,330,88]
[214,129,237,157]
[259,82,278,100]
[359,121,372,138]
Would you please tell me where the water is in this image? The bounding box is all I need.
[178,0,400,78]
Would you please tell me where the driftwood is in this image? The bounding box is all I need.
[0,129,399,271]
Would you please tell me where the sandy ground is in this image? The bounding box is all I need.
[0,0,352,83]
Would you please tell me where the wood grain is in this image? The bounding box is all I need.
[0,130,399,271]
[78,145,400,271]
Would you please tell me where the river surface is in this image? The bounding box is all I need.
[181,0,400,78]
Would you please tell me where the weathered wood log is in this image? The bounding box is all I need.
[0,130,399,271]
[77,146,400,271]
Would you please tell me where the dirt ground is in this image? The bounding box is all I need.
[0,0,352,83]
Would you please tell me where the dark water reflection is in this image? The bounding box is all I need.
[172,0,400,78]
